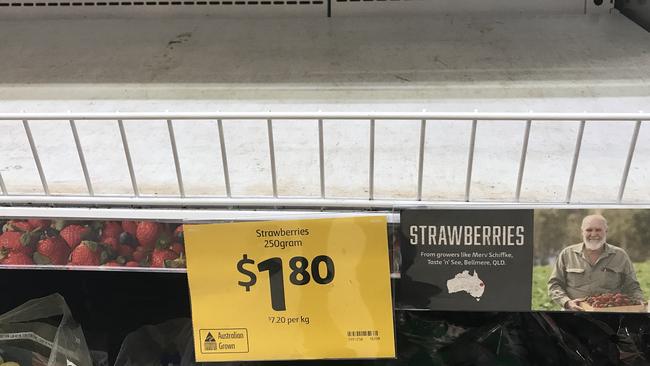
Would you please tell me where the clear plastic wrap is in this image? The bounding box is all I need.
[389,311,650,366]
[0,293,92,366]
[113,318,194,366]
[114,319,269,366]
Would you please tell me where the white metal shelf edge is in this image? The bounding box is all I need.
[0,112,648,210]
[0,112,648,121]
[2,204,650,223]
[0,206,400,222]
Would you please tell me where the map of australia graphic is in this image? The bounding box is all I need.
[446,270,485,301]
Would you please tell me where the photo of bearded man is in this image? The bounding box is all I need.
[547,214,644,311]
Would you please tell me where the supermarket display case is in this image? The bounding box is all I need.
[0,0,649,364]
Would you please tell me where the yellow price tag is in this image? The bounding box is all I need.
[185,216,396,362]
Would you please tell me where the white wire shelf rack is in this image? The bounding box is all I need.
[0,112,648,211]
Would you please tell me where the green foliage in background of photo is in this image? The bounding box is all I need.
[534,209,650,265]
[532,261,650,311]
[532,265,561,311]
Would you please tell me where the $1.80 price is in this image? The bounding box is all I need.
[237,254,335,311]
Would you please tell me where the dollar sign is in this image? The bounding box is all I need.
[237,254,257,291]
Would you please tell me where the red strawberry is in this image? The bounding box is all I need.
[4,220,34,232]
[60,225,91,249]
[117,244,134,259]
[122,221,138,236]
[27,219,51,230]
[132,247,150,263]
[35,236,70,265]
[101,221,123,241]
[101,237,119,252]
[136,222,160,249]
[103,261,122,267]
[151,248,178,268]
[170,242,184,255]
[1,251,34,265]
[69,241,102,266]
[0,231,36,256]
[125,261,140,267]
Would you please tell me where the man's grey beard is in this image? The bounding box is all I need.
[584,238,605,250]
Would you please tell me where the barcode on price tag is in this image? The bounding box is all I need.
[347,330,379,337]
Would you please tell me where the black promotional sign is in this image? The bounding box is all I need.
[398,209,534,311]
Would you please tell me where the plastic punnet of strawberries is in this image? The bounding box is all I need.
[583,292,642,308]
[0,219,186,269]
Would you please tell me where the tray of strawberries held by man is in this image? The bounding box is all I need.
[578,292,647,312]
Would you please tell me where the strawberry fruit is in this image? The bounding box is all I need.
[117,244,134,259]
[60,224,91,249]
[1,251,35,265]
[3,220,33,233]
[103,260,123,267]
[170,242,184,255]
[151,248,179,268]
[136,222,161,249]
[28,219,51,230]
[101,221,123,241]
[132,247,150,263]
[0,231,36,256]
[69,241,104,266]
[121,221,138,236]
[35,236,70,265]
[101,237,119,252]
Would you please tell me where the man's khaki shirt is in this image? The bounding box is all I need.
[548,243,644,308]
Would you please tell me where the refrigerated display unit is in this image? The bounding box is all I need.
[0,0,649,364]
